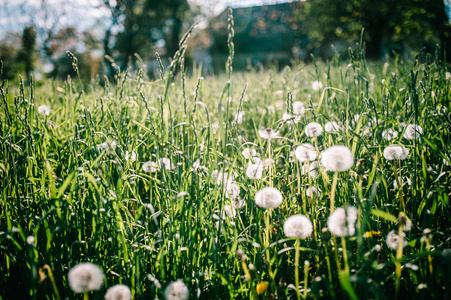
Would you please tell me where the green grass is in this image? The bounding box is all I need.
[1,40,451,299]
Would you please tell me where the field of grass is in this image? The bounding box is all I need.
[1,25,451,299]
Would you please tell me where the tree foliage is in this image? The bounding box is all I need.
[300,0,450,58]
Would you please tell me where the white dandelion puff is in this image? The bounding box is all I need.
[283,112,301,124]
[68,262,104,294]
[105,284,131,300]
[37,105,51,116]
[311,81,323,90]
[403,124,423,140]
[325,121,340,133]
[159,158,175,170]
[306,186,319,197]
[125,151,137,162]
[234,111,245,124]
[393,177,412,189]
[212,170,235,185]
[255,187,283,208]
[386,230,407,250]
[295,143,317,162]
[143,161,159,173]
[164,279,189,300]
[258,128,280,140]
[223,205,236,219]
[327,207,358,237]
[225,182,240,200]
[292,101,305,116]
[246,163,264,179]
[241,148,257,159]
[321,145,354,172]
[284,214,313,239]
[383,145,409,160]
[232,197,246,209]
[305,122,323,137]
[382,129,398,141]
[307,161,320,179]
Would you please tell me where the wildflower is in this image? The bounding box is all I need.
[37,104,51,116]
[382,128,398,141]
[292,101,305,116]
[125,151,137,162]
[306,186,319,197]
[143,161,159,173]
[295,143,317,162]
[321,145,354,172]
[305,122,323,137]
[235,111,245,124]
[311,80,323,90]
[27,235,35,245]
[258,128,280,140]
[386,230,407,250]
[283,214,313,239]
[256,281,269,295]
[164,279,189,300]
[327,206,358,237]
[255,187,283,208]
[403,124,423,139]
[325,121,340,133]
[383,145,409,160]
[241,147,257,159]
[246,163,264,179]
[68,262,104,294]
[192,159,200,171]
[261,158,274,167]
[105,284,131,300]
[159,158,175,170]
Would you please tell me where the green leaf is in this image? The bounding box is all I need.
[371,209,397,223]
[338,270,358,300]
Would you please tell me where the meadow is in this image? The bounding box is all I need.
[1,24,451,299]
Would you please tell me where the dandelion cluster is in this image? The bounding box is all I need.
[305,122,323,137]
[295,143,317,162]
[403,124,423,140]
[164,280,189,300]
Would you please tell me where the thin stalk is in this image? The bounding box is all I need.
[330,172,339,212]
[295,239,301,300]
[395,225,404,300]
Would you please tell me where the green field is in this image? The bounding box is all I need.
[1,38,451,299]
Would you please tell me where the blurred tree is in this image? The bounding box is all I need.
[113,0,190,68]
[16,26,37,81]
[300,0,450,59]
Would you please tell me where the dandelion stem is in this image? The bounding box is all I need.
[395,225,404,300]
[330,172,339,212]
[393,163,405,212]
[294,239,301,300]
[83,292,89,300]
[303,260,310,299]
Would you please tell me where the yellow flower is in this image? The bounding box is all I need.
[256,281,269,295]
[363,231,381,238]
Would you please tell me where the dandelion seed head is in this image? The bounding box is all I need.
[283,112,301,124]
[383,145,409,160]
[246,163,264,179]
[327,207,358,237]
[403,124,423,140]
[160,158,175,170]
[225,182,240,200]
[37,105,51,116]
[234,111,245,124]
[223,205,236,219]
[68,262,104,294]
[325,121,340,133]
[143,161,159,173]
[321,145,354,172]
[283,214,313,239]
[255,187,283,208]
[241,148,257,159]
[232,197,246,209]
[382,129,398,141]
[105,284,131,300]
[386,230,407,250]
[295,143,317,162]
[292,101,305,116]
[306,186,319,197]
[258,128,280,140]
[305,122,323,137]
[125,151,137,162]
[164,279,189,300]
[311,81,323,90]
